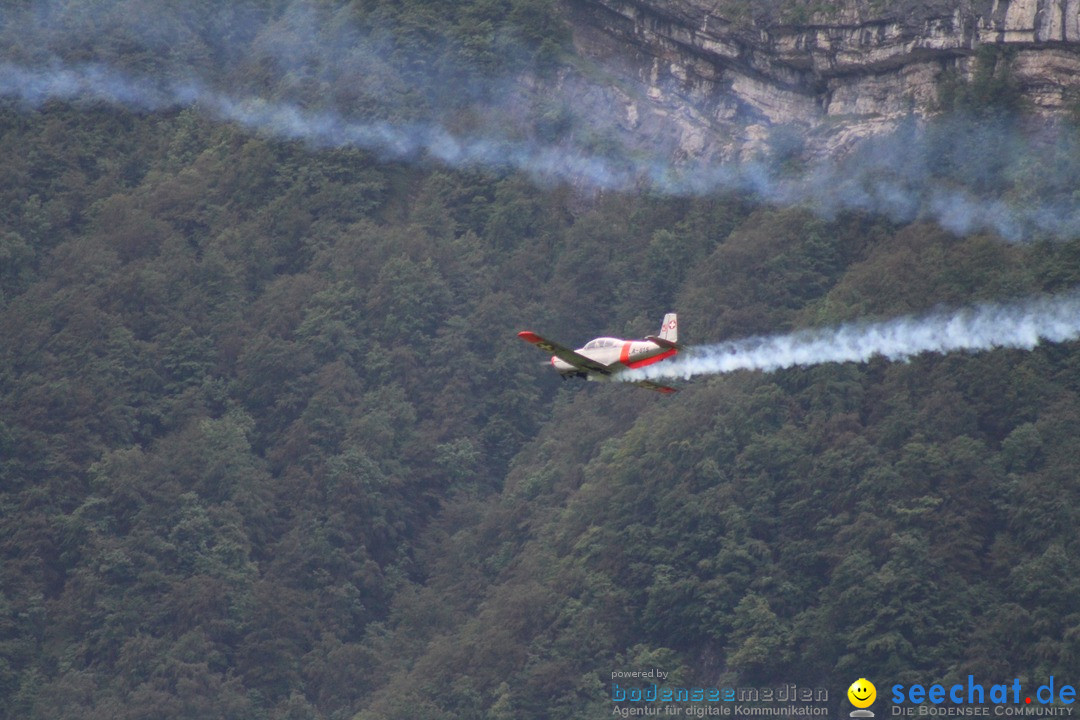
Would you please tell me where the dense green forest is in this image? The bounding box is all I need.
[3,2,1080,720]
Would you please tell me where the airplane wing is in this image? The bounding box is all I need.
[631,380,678,395]
[517,331,612,375]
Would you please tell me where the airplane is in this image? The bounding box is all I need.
[518,313,682,394]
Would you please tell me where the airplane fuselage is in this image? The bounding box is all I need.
[551,337,676,379]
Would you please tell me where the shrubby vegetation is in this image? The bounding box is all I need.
[3,2,1080,720]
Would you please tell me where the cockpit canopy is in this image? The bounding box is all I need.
[582,337,621,350]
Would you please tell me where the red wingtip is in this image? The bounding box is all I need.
[518,331,542,344]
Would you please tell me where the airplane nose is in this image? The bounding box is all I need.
[550,356,556,366]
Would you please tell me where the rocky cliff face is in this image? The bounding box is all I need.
[564,0,1080,160]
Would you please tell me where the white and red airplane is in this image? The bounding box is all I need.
[518,313,681,394]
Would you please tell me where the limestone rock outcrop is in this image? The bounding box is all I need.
[564,0,1080,159]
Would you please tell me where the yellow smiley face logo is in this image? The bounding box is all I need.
[848,678,876,708]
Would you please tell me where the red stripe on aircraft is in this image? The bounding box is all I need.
[625,348,677,369]
[620,341,632,365]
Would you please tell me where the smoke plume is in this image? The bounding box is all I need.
[621,290,1080,382]
[0,62,630,185]
[3,1,1080,241]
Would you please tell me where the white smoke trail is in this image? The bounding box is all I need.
[5,1,1080,240]
[621,290,1080,382]
[0,62,634,189]
[5,58,1080,242]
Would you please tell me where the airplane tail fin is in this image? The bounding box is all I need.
[658,313,678,344]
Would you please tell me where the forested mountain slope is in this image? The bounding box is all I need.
[2,2,1080,720]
